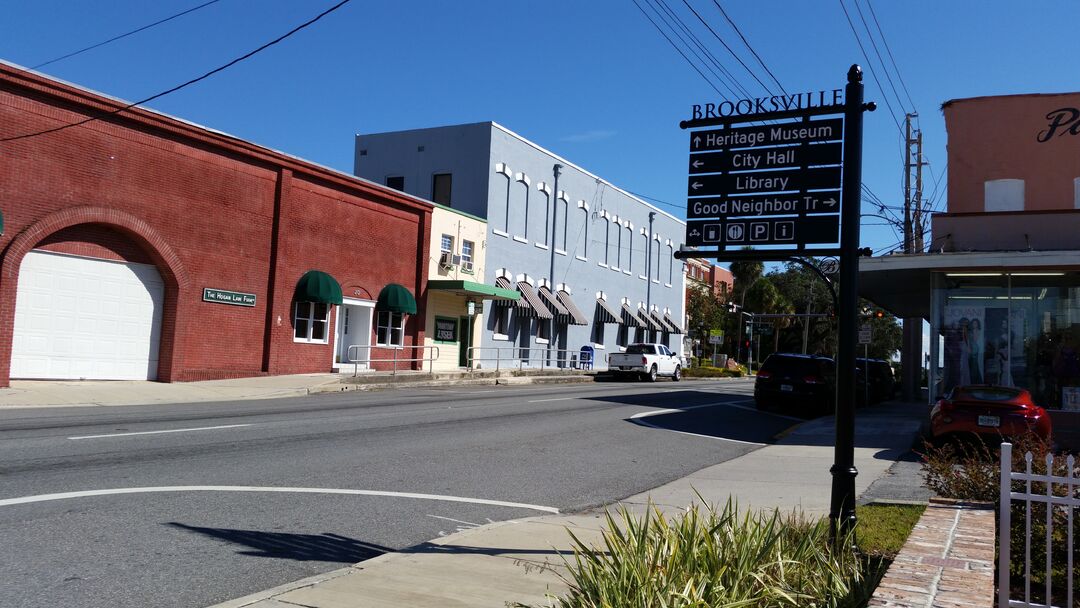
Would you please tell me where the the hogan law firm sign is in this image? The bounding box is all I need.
[202,288,257,307]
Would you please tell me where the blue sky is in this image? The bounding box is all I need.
[3,0,1078,257]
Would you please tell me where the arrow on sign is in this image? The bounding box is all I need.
[823,198,837,208]
[693,135,702,148]
[692,159,704,169]
[689,229,701,237]
[691,182,703,191]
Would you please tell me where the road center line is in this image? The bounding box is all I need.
[68,424,251,440]
[0,486,560,513]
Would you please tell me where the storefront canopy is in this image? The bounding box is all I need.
[621,302,645,328]
[663,311,683,334]
[294,270,343,305]
[427,279,519,301]
[376,283,417,314]
[537,286,569,318]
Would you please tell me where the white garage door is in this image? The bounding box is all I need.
[12,250,165,380]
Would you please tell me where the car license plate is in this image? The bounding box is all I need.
[781,384,794,392]
[978,415,1000,428]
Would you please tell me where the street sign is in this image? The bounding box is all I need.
[688,142,842,174]
[685,216,839,247]
[688,166,842,197]
[686,191,840,219]
[689,118,843,152]
[858,324,872,345]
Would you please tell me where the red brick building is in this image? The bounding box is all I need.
[0,62,432,386]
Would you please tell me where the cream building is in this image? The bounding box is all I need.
[424,204,518,370]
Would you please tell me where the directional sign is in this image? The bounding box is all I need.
[688,166,841,197]
[685,216,839,247]
[690,118,843,152]
[686,191,840,219]
[688,142,842,174]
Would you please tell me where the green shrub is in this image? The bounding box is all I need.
[516,500,876,608]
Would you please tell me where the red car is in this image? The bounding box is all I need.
[930,385,1052,442]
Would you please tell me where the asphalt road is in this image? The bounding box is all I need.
[0,377,797,608]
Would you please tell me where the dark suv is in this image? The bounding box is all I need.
[754,353,836,415]
[857,358,896,404]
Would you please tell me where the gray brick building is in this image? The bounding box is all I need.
[355,122,686,369]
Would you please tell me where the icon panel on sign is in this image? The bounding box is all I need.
[749,222,769,242]
[775,221,794,241]
[703,223,721,243]
[726,223,745,242]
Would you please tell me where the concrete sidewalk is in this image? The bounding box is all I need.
[209,400,928,608]
[0,369,599,408]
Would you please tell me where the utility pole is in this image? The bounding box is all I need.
[901,114,927,401]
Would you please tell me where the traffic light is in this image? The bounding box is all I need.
[874,309,885,319]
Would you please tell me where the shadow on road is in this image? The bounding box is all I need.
[167,523,391,563]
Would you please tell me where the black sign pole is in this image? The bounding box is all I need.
[830,64,868,544]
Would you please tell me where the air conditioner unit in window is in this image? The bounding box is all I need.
[439,251,454,267]
[461,261,474,273]
[452,254,462,265]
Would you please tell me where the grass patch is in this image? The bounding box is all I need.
[856,503,925,558]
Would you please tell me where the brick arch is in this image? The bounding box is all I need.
[0,206,191,386]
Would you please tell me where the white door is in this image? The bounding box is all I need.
[11,250,165,380]
[335,300,373,369]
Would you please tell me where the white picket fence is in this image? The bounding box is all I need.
[998,442,1078,608]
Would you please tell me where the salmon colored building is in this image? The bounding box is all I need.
[0,62,433,387]
[861,91,1080,447]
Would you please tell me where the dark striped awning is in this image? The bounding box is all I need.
[557,290,590,326]
[516,281,553,320]
[494,277,515,307]
[664,312,684,334]
[651,309,671,333]
[596,298,621,324]
[537,286,569,318]
[621,303,645,328]
[637,308,663,332]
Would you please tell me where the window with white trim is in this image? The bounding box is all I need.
[461,240,474,271]
[578,203,589,259]
[376,310,404,346]
[614,224,623,270]
[667,243,674,285]
[294,301,330,343]
[440,234,454,254]
[536,318,551,342]
[625,225,634,272]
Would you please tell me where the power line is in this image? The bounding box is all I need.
[709,0,786,95]
[2,0,352,143]
[679,0,777,96]
[32,0,224,70]
[647,0,749,99]
[864,0,916,110]
[852,0,909,116]
[837,0,902,133]
[630,0,728,99]
[629,191,686,212]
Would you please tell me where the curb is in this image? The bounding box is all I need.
[312,374,597,394]
[205,565,362,608]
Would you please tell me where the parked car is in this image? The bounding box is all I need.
[754,353,835,415]
[857,358,896,404]
[608,343,683,382]
[930,385,1052,443]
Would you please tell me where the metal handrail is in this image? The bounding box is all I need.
[465,346,593,372]
[346,344,440,376]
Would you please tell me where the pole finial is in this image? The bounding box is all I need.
[847,64,862,83]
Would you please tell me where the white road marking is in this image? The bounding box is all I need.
[68,424,252,440]
[0,486,560,513]
[527,397,573,403]
[426,514,480,527]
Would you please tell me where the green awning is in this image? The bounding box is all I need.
[377,283,417,314]
[427,279,520,301]
[294,270,343,305]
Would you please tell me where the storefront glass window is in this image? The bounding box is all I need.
[376,311,404,347]
[931,271,1080,413]
[294,301,329,343]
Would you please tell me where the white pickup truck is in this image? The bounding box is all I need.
[607,343,683,382]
